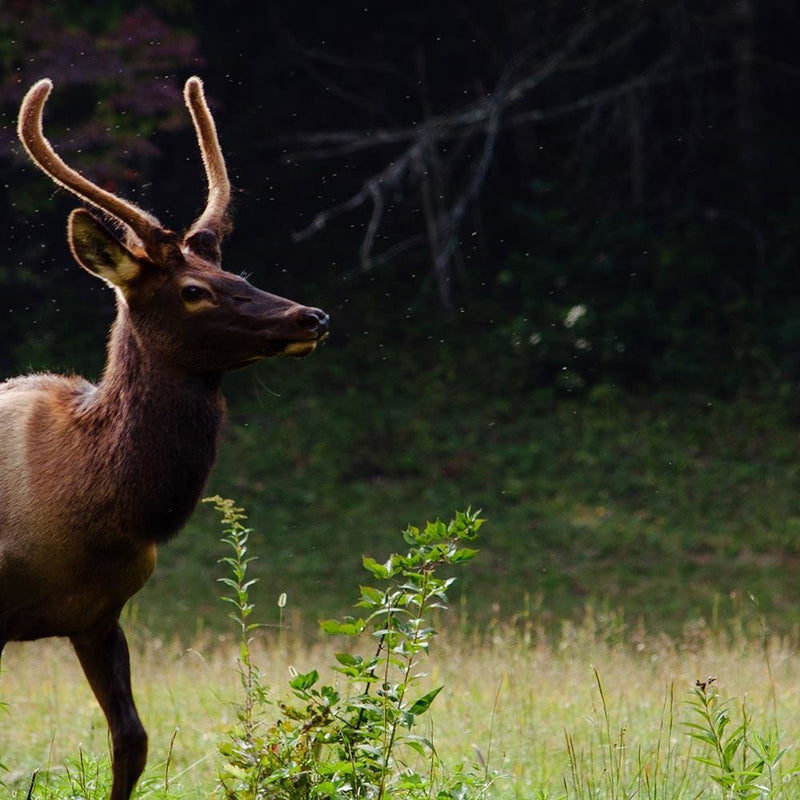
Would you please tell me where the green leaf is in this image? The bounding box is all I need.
[362,556,391,579]
[397,771,425,788]
[449,547,479,563]
[222,763,248,779]
[290,669,319,691]
[407,733,435,750]
[319,618,345,634]
[692,756,724,768]
[408,686,443,716]
[319,618,365,636]
[357,584,385,607]
[425,519,448,541]
[321,684,340,705]
[402,524,421,544]
[334,652,362,667]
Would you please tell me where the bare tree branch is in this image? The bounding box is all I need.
[285,3,705,310]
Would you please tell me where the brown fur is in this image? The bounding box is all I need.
[0,77,328,800]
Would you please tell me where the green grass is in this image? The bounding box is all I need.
[6,337,800,796]
[5,449,800,798]
[4,611,800,798]
[134,336,800,639]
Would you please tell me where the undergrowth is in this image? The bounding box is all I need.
[149,386,800,640]
[560,672,792,800]
[685,677,787,799]
[2,500,799,798]
[206,497,796,800]
[208,495,492,799]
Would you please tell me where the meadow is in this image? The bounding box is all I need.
[139,336,800,641]
[3,606,800,798]
[4,338,800,798]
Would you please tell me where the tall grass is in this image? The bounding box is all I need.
[3,607,800,797]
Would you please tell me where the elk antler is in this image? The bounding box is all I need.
[183,77,231,241]
[17,79,172,257]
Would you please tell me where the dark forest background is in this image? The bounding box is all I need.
[3,0,800,634]
[2,0,797,392]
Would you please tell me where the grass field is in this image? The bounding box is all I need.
[3,612,800,798]
[5,337,800,797]
[137,349,800,641]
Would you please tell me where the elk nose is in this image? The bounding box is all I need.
[298,308,330,336]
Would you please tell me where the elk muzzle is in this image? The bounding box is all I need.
[273,306,329,358]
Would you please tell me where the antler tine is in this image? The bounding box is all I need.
[17,79,165,252]
[183,77,232,240]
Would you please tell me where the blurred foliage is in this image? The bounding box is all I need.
[1,0,799,395]
[138,335,800,638]
[1,5,800,639]
[0,1,200,184]
[497,195,791,395]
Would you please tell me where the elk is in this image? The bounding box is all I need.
[0,77,328,799]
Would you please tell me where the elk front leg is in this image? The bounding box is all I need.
[71,622,147,800]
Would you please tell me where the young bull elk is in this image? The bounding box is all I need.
[0,77,328,799]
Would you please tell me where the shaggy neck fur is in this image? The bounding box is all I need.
[79,306,226,543]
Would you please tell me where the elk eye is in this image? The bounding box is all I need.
[181,284,211,303]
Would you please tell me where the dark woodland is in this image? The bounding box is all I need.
[1,0,797,395]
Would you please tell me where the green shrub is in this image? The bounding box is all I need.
[209,496,493,799]
[685,677,787,799]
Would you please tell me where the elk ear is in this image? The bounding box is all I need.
[67,209,143,287]
[184,228,221,266]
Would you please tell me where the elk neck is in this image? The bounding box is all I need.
[76,299,227,544]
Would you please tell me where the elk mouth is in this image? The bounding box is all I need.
[282,340,319,357]
[227,309,328,368]
[227,334,325,370]
[270,316,329,358]
[272,326,328,358]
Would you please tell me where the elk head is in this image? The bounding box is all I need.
[17,77,328,375]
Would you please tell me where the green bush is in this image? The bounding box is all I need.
[209,496,493,799]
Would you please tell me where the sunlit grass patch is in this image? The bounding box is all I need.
[4,608,800,797]
[6,491,800,799]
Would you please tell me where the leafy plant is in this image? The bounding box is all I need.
[684,677,787,799]
[209,496,267,743]
[210,498,493,798]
